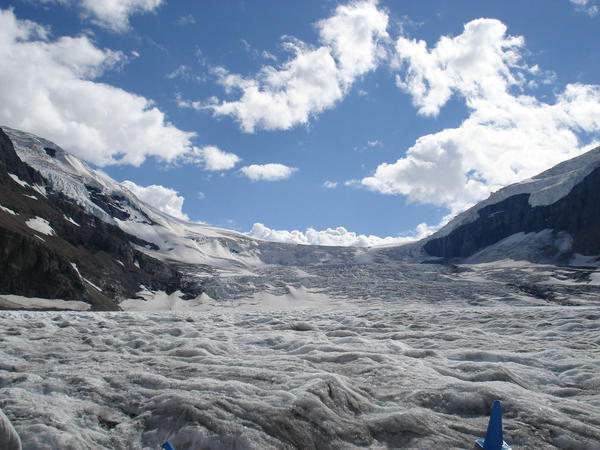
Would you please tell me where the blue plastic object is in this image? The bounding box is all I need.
[161,442,175,450]
[475,400,511,450]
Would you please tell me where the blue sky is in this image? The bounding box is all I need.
[0,0,599,246]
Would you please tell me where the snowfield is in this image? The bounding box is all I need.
[1,269,600,449]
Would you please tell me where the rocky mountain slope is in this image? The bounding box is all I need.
[376,144,600,266]
[0,126,362,310]
[419,145,600,263]
[0,128,188,309]
[1,125,599,311]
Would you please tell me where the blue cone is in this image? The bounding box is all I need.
[161,442,175,450]
[475,400,511,450]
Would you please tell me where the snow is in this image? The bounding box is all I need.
[68,264,102,291]
[121,285,333,313]
[0,205,17,215]
[0,303,598,449]
[0,407,21,450]
[121,289,200,312]
[64,215,80,226]
[3,127,126,222]
[7,172,46,197]
[83,278,102,292]
[24,216,55,236]
[464,230,573,264]
[70,263,81,278]
[589,272,600,285]
[30,184,46,197]
[7,173,28,188]
[0,295,90,310]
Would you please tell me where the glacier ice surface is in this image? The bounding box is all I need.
[1,287,599,449]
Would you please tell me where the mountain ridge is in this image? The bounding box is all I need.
[421,145,600,261]
[1,125,599,310]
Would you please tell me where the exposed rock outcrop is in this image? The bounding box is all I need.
[424,158,600,259]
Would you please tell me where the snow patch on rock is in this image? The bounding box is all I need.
[0,205,17,215]
[7,173,29,188]
[25,217,55,236]
[7,172,46,197]
[64,215,80,226]
[0,295,90,310]
[83,278,102,292]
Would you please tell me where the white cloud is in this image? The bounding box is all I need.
[247,222,434,247]
[167,65,204,82]
[393,18,526,117]
[240,164,297,181]
[121,180,189,221]
[323,181,338,188]
[0,8,195,167]
[204,0,389,132]
[41,0,164,32]
[182,146,241,171]
[355,139,383,151]
[362,18,600,214]
[197,191,206,200]
[200,146,241,171]
[261,50,277,62]
[167,65,189,79]
[177,14,196,26]
[569,0,598,16]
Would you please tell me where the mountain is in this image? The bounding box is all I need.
[418,144,600,264]
[1,125,599,311]
[0,126,362,310]
[0,127,187,309]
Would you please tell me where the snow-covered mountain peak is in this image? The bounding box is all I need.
[2,125,136,222]
[1,126,365,273]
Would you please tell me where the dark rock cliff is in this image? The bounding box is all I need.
[424,164,600,259]
[0,128,187,310]
[0,130,45,186]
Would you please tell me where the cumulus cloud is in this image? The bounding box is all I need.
[247,222,435,247]
[362,18,600,213]
[240,164,297,181]
[323,181,338,188]
[393,18,526,117]
[201,0,389,132]
[121,180,188,220]
[182,146,241,171]
[41,0,164,32]
[0,8,195,167]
